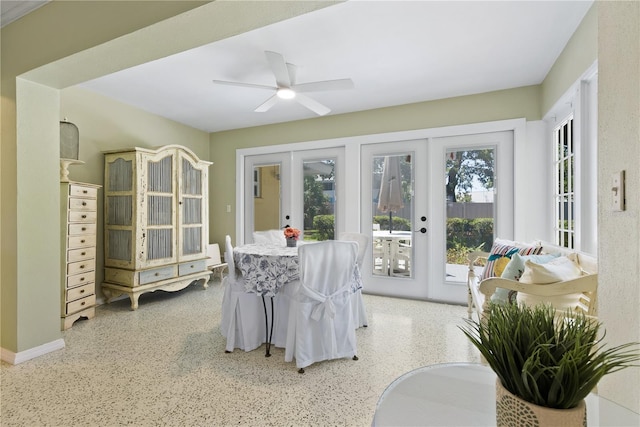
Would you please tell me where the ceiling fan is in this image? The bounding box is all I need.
[212,51,354,116]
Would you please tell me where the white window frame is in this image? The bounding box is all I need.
[544,61,598,254]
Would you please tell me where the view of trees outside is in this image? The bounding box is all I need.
[303,160,335,240]
[446,149,495,266]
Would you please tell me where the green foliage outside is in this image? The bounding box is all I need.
[313,215,335,241]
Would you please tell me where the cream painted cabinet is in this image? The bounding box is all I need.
[61,181,101,330]
[102,145,212,310]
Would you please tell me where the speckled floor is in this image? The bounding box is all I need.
[1,279,480,426]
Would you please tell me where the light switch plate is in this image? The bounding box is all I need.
[612,171,625,211]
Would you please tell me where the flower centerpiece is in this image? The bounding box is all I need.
[460,303,639,427]
[283,227,301,247]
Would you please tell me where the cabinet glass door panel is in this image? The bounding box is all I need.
[178,151,208,260]
[145,153,175,263]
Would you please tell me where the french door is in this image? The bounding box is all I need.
[243,148,345,244]
[361,140,429,300]
[361,131,513,303]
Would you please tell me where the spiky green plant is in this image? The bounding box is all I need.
[460,303,639,409]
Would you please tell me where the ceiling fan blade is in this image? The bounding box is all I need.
[295,93,330,116]
[212,80,276,91]
[254,94,279,113]
[292,78,355,93]
[265,51,291,88]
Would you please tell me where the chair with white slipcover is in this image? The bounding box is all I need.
[220,235,265,352]
[338,232,370,328]
[284,240,359,373]
[253,229,286,245]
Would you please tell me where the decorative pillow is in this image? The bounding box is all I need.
[490,253,560,305]
[519,253,581,284]
[516,254,584,310]
[479,239,543,282]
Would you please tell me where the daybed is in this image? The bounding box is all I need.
[467,240,598,322]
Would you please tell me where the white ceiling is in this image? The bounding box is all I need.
[57,1,593,133]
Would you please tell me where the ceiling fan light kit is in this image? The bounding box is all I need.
[212,50,353,116]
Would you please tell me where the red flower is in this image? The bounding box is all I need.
[283,227,301,240]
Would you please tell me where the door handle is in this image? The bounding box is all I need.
[415,227,427,234]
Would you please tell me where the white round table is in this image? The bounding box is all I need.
[373,363,640,426]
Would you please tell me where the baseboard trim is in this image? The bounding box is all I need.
[1,338,65,365]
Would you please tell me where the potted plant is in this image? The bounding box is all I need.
[460,303,639,426]
[283,227,301,247]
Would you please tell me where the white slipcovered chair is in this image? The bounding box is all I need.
[220,235,266,353]
[253,229,286,245]
[285,241,359,373]
[338,232,370,328]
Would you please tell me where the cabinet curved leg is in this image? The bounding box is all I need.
[130,293,141,310]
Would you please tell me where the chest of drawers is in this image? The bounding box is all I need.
[61,181,101,330]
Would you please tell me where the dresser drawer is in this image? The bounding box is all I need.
[68,235,96,249]
[178,259,207,276]
[67,259,95,276]
[139,266,176,285]
[68,247,96,263]
[68,223,96,236]
[67,270,95,288]
[66,283,94,302]
[69,198,97,211]
[66,294,96,315]
[68,210,97,223]
[69,184,98,199]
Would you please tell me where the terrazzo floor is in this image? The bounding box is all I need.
[1,278,480,426]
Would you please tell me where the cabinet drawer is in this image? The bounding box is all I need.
[66,283,94,302]
[66,294,95,315]
[68,235,96,249]
[69,198,97,211]
[69,185,98,199]
[68,247,96,263]
[178,259,207,276]
[68,223,96,236]
[67,260,95,276]
[68,210,97,223]
[139,266,176,285]
[67,270,95,288]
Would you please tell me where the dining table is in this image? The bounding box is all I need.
[234,241,363,357]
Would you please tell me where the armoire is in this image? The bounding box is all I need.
[102,145,212,309]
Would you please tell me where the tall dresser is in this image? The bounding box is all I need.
[61,181,101,330]
[102,145,212,310]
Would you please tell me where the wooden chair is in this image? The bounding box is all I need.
[206,243,228,282]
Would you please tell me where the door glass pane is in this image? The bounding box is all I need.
[303,159,335,241]
[372,154,413,277]
[445,148,495,282]
[253,165,281,232]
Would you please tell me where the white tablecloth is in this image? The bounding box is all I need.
[234,242,362,297]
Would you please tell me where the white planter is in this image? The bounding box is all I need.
[495,379,586,427]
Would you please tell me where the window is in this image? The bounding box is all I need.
[546,63,597,254]
[554,117,575,248]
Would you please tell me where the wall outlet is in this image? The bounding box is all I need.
[612,171,625,211]
[226,204,232,213]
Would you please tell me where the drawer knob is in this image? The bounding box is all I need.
[191,265,194,268]
[80,265,85,269]
[81,215,87,219]
[81,239,86,243]
[81,301,85,306]
[82,202,87,206]
[81,227,86,231]
[81,252,86,256]
[155,273,159,276]
[82,190,88,194]
[80,277,85,281]
[80,289,85,294]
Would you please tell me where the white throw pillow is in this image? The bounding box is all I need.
[517,254,583,310]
